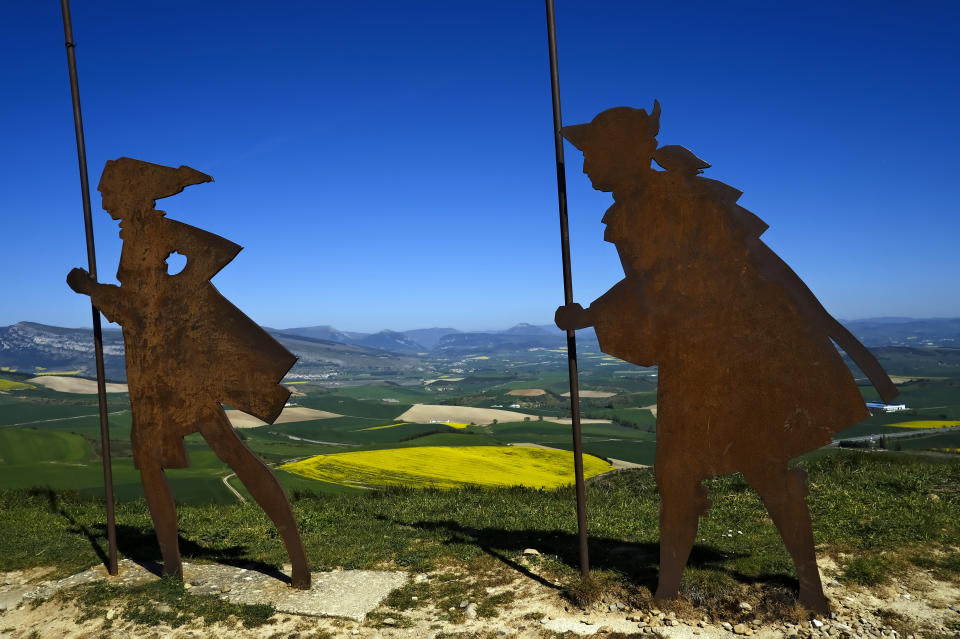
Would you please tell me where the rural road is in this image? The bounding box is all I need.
[0,410,128,428]
[833,425,960,445]
[220,473,247,503]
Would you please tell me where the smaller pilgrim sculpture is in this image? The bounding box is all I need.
[555,103,898,612]
[68,158,310,589]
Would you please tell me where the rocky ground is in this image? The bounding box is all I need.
[1,555,958,639]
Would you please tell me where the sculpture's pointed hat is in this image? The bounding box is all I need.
[98,157,212,201]
[562,100,661,150]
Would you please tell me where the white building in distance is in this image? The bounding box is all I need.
[866,401,908,413]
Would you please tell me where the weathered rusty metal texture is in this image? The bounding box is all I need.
[67,157,310,589]
[555,103,898,613]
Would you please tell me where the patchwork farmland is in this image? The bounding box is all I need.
[1,338,959,503]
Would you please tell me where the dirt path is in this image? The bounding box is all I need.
[220,473,247,503]
[0,410,129,428]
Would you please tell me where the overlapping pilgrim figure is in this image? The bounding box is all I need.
[67,158,310,589]
[555,102,898,612]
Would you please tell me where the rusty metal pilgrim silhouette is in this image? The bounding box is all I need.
[67,157,311,589]
[555,102,898,612]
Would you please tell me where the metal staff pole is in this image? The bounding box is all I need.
[60,0,118,577]
[545,0,589,578]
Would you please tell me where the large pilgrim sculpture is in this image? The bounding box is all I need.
[555,102,898,611]
[67,158,311,589]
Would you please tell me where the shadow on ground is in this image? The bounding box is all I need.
[392,517,800,605]
[39,488,290,584]
[37,486,800,601]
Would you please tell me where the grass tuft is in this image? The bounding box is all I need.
[841,555,895,586]
[61,576,275,629]
[563,574,605,608]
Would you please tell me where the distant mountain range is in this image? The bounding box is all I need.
[272,322,596,354]
[0,322,127,380]
[2,318,956,382]
[842,318,960,348]
[0,322,428,382]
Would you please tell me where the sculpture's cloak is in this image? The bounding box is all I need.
[94,214,295,469]
[590,171,877,477]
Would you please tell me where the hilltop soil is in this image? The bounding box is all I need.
[2,557,958,638]
[26,375,128,394]
[225,406,342,429]
[397,404,538,425]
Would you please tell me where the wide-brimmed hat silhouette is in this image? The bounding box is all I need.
[562,100,661,150]
[98,157,212,202]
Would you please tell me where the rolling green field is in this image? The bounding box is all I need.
[1,451,957,627]
[1,345,959,503]
[0,427,95,464]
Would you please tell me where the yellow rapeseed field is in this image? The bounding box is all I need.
[442,422,468,429]
[889,420,960,429]
[280,445,613,489]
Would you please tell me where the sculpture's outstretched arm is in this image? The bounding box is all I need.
[67,268,131,325]
[555,302,594,331]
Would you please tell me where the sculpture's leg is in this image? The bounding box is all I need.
[743,466,828,613]
[654,467,711,600]
[202,410,311,589]
[140,464,183,579]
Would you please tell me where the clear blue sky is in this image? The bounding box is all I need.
[2,1,957,332]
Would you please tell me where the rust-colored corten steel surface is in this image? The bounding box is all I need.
[67,157,310,589]
[555,102,898,613]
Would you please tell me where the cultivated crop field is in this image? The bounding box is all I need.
[281,445,614,489]
[1,344,959,503]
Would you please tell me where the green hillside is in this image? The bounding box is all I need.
[0,428,94,464]
[1,452,957,625]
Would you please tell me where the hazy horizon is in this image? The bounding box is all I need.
[5,315,959,337]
